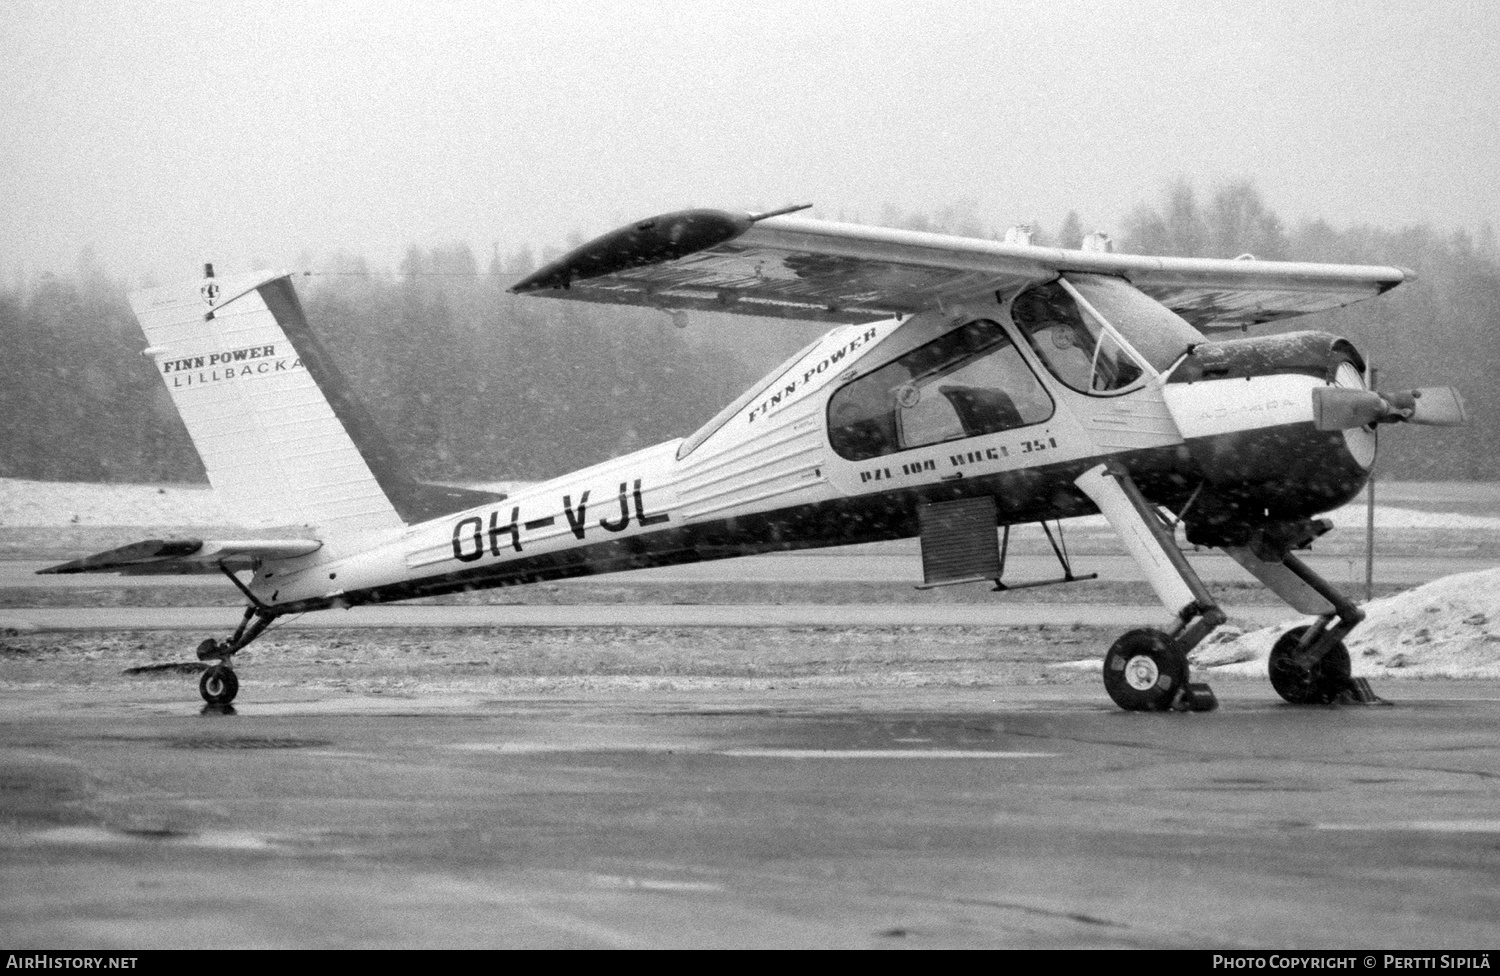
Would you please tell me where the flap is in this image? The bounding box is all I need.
[38,538,323,576]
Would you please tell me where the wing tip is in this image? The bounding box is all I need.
[511,207,758,294]
[1381,267,1418,291]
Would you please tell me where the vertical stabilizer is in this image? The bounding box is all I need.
[132,270,499,539]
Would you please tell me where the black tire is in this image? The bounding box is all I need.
[199,665,239,706]
[1268,625,1352,705]
[1103,628,1187,712]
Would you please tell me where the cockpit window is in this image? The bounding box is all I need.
[828,319,1053,461]
[1012,279,1143,393]
[1011,275,1205,395]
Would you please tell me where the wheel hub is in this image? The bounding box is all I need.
[1124,654,1161,691]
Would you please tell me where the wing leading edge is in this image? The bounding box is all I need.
[511,208,1411,329]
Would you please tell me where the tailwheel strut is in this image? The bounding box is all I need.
[196,604,277,706]
[195,565,281,706]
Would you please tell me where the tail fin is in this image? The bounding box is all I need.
[132,268,501,538]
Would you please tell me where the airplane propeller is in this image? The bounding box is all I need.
[1312,385,1468,431]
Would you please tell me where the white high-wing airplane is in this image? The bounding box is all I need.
[43,206,1466,711]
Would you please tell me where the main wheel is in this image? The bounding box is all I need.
[1103,628,1188,711]
[199,665,239,706]
[1268,626,1351,705]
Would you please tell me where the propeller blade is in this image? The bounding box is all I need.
[1312,387,1387,431]
[1312,385,1469,431]
[1405,386,1468,427]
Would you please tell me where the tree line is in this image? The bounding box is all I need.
[1,181,1496,485]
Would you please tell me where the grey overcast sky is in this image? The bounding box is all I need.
[4,0,1498,283]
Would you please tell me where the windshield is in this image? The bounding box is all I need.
[1065,275,1206,370]
[1011,275,1204,394]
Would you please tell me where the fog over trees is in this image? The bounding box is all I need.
[2,182,1495,485]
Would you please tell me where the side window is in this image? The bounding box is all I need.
[828,319,1053,461]
[1012,279,1146,394]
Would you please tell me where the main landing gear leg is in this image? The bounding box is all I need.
[1076,463,1223,713]
[1221,541,1385,705]
[1275,553,1383,706]
[195,604,277,706]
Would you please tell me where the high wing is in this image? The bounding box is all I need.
[38,538,322,576]
[510,208,1411,330]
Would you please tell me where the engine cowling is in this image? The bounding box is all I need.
[1166,331,1376,547]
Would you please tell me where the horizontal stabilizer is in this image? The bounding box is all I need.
[38,538,323,576]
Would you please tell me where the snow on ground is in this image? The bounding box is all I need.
[1190,567,1500,679]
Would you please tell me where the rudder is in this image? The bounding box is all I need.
[132,268,500,539]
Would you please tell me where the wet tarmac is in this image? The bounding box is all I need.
[3,679,1499,948]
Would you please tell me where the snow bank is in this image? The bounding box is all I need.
[1192,567,1500,679]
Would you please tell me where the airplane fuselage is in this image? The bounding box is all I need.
[84,211,1452,711]
[254,285,1374,613]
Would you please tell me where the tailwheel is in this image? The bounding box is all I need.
[189,604,278,707]
[1268,625,1352,705]
[1103,628,1188,712]
[199,664,239,706]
